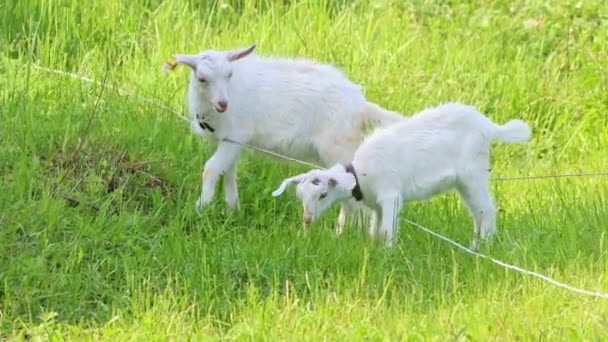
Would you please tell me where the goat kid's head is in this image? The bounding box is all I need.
[165,44,256,113]
[272,166,356,226]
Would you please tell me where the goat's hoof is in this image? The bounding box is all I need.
[469,239,481,251]
[225,202,240,213]
[471,234,496,251]
[195,198,208,214]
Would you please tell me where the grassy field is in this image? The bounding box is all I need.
[1,0,608,339]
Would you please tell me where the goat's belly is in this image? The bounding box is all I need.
[248,135,321,164]
[402,174,457,202]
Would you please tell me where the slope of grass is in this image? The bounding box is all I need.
[1,0,607,339]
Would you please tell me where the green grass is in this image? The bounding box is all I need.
[1,0,608,339]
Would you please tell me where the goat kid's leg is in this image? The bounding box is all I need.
[195,142,242,213]
[336,200,358,235]
[368,208,380,239]
[458,179,497,249]
[335,204,350,235]
[378,195,402,247]
[223,158,241,212]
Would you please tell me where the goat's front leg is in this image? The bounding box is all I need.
[368,209,379,239]
[223,157,241,211]
[335,202,355,235]
[378,195,402,247]
[195,142,242,213]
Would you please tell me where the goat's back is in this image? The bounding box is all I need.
[353,103,501,201]
[227,56,368,162]
[231,57,365,121]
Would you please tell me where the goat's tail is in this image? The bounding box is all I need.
[493,119,531,143]
[361,101,404,129]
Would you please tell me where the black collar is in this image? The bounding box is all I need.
[198,117,215,132]
[344,163,363,201]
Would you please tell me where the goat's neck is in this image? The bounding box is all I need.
[344,163,364,201]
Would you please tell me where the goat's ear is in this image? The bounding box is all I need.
[226,44,256,62]
[272,174,304,197]
[162,54,199,71]
[328,171,356,191]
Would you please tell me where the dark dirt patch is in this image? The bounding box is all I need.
[44,145,173,213]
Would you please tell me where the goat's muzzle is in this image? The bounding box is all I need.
[303,210,312,226]
[215,100,228,113]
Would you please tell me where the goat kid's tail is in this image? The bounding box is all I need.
[494,119,531,143]
[361,102,404,128]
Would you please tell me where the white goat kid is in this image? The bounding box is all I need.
[272,103,531,248]
[165,44,402,231]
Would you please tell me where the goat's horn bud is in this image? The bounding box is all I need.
[162,57,177,72]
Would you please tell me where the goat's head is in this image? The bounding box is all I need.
[164,44,256,113]
[272,165,356,226]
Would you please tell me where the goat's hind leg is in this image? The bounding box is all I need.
[457,177,497,249]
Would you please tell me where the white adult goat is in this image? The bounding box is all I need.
[164,44,403,231]
[272,103,531,248]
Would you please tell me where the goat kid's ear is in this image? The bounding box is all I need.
[226,44,256,62]
[328,172,356,191]
[272,175,304,197]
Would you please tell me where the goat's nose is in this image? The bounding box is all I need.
[303,215,311,225]
[217,100,228,112]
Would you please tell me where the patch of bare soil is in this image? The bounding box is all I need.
[44,145,173,212]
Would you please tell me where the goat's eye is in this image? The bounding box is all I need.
[227,72,233,79]
[319,193,327,199]
[198,77,207,84]
[312,178,320,185]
